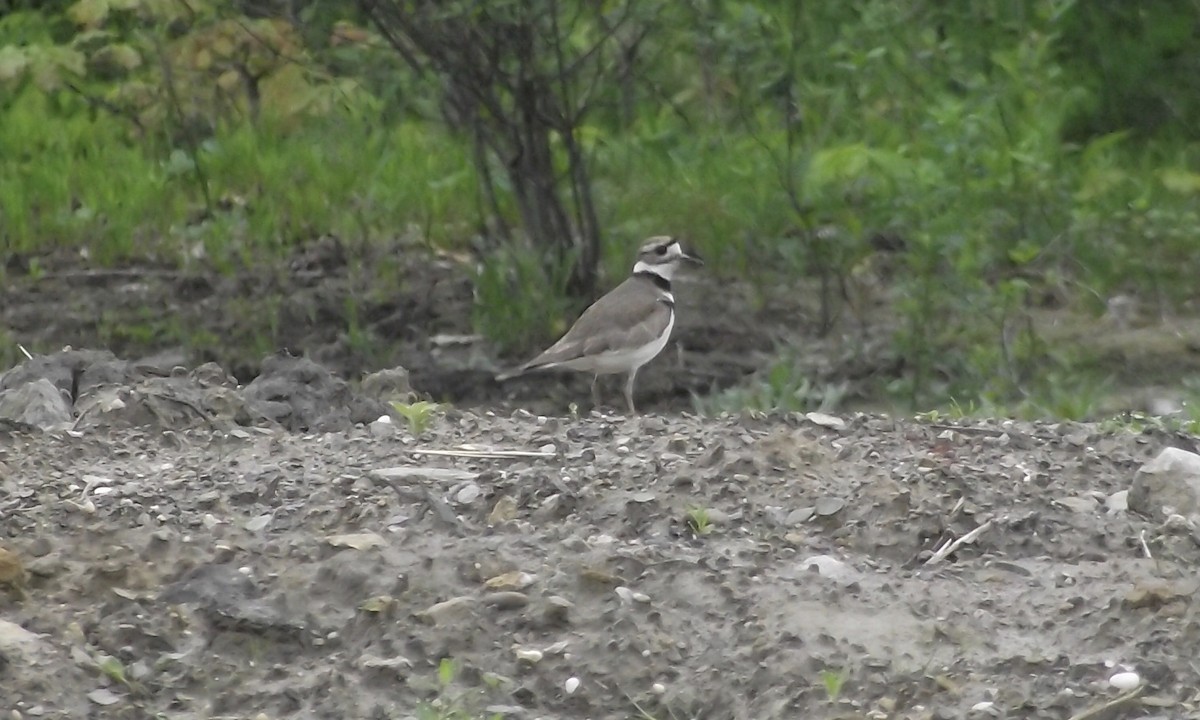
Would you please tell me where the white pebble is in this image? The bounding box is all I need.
[1109,671,1140,690]
[237,566,252,576]
[514,648,543,663]
[564,677,580,695]
[651,682,666,695]
[970,701,994,712]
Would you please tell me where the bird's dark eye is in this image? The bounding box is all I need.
[655,245,668,256]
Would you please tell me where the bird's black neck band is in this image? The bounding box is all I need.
[634,270,672,292]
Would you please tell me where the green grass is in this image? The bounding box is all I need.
[0,85,477,267]
[593,127,799,280]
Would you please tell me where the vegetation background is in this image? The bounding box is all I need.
[3,0,1200,422]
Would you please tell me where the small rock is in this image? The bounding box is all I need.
[514,647,543,663]
[579,567,622,586]
[806,411,845,430]
[455,483,482,504]
[543,596,572,625]
[564,677,580,695]
[800,555,861,584]
[483,591,530,609]
[244,514,272,532]
[416,595,476,625]
[369,416,395,438]
[1109,671,1141,690]
[651,682,666,695]
[1056,496,1097,514]
[488,496,518,524]
[1129,447,1200,518]
[325,532,386,550]
[0,378,72,431]
[0,547,27,597]
[87,688,122,706]
[1123,582,1187,610]
[361,367,414,403]
[1106,490,1129,513]
[359,654,413,676]
[615,586,651,604]
[786,507,815,525]
[485,571,537,590]
[0,620,44,660]
[814,497,846,517]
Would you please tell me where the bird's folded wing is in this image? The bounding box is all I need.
[525,292,673,369]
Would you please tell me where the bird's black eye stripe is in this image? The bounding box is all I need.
[655,244,668,256]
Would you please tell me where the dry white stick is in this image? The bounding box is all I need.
[1139,529,1153,559]
[1066,686,1143,720]
[925,518,994,566]
[17,344,32,360]
[411,448,555,460]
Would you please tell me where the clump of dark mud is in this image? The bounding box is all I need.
[0,348,392,433]
[2,350,1200,720]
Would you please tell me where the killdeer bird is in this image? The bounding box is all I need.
[496,236,703,414]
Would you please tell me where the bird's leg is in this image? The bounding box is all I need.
[623,368,639,416]
[591,374,602,408]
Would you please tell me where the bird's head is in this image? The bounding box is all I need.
[632,235,704,280]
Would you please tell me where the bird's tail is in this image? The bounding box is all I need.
[494,366,526,382]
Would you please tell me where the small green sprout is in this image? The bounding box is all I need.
[819,668,846,702]
[391,400,443,435]
[686,506,712,536]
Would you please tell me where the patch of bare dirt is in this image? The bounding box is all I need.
[1,238,814,415]
[2,350,1200,719]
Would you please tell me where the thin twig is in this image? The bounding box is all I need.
[17,344,32,360]
[410,447,555,459]
[1066,686,1143,720]
[925,518,994,566]
[153,35,214,214]
[1139,529,1153,559]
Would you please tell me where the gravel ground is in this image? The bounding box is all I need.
[2,351,1200,720]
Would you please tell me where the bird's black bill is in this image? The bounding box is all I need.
[683,251,704,266]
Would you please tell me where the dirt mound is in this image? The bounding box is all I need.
[0,349,392,434]
[2,353,1200,719]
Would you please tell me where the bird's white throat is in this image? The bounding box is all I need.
[633,260,678,281]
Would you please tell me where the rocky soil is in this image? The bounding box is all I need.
[2,350,1200,720]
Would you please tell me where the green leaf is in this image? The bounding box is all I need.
[28,45,87,90]
[68,0,111,27]
[437,658,456,686]
[1159,168,1200,195]
[94,43,142,71]
[806,143,871,191]
[0,45,29,82]
[97,655,128,685]
[1007,241,1041,266]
